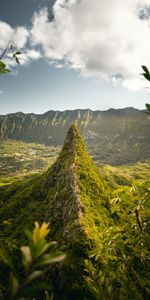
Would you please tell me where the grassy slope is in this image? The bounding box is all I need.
[0,139,60,185]
[1,138,149,187]
[0,125,111,299]
[0,126,149,299]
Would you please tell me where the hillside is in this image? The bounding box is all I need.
[0,139,150,188]
[0,139,60,186]
[0,107,150,165]
[0,125,149,299]
[0,124,111,299]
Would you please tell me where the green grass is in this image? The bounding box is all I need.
[0,127,150,299]
[0,139,60,184]
[99,162,150,188]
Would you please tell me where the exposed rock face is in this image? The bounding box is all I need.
[0,108,150,164]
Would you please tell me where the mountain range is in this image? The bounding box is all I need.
[0,107,150,165]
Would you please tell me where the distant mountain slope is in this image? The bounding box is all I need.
[0,108,150,164]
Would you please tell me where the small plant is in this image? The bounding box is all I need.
[0,60,11,74]
[0,222,65,299]
[141,66,150,113]
[0,44,21,74]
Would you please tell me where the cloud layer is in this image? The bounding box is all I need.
[30,0,150,90]
[1,0,150,90]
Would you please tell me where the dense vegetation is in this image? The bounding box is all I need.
[0,222,65,299]
[0,124,149,299]
[0,139,60,186]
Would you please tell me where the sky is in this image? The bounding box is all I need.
[0,0,150,114]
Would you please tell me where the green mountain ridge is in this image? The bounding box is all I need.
[0,124,149,299]
[0,107,150,165]
[0,124,111,299]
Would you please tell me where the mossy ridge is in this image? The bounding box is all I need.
[0,125,111,246]
[0,124,112,299]
[46,124,111,245]
[72,124,111,243]
[41,124,111,299]
[1,124,149,299]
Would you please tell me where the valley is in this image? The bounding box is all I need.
[0,139,60,186]
[0,108,150,165]
[1,138,150,188]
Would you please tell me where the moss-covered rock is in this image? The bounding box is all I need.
[0,124,111,299]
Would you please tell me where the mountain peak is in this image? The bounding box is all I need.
[63,123,80,149]
[44,124,111,296]
[46,124,110,244]
[57,123,86,166]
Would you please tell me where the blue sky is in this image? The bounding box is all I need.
[0,0,150,114]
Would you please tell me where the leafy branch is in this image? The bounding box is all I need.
[0,222,65,299]
[141,65,150,113]
[0,44,21,74]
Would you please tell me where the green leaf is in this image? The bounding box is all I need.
[9,273,19,296]
[4,68,11,73]
[145,103,150,113]
[21,246,32,271]
[0,60,6,68]
[15,51,22,55]
[143,73,150,81]
[0,60,11,74]
[15,56,20,64]
[45,290,53,300]
[142,65,150,75]
[0,68,11,74]
[37,252,66,266]
[0,246,14,270]
[25,270,43,283]
[25,229,35,256]
[34,240,57,259]
[20,282,52,296]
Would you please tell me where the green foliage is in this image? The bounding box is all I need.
[99,162,150,188]
[141,66,150,113]
[0,222,65,299]
[145,103,150,113]
[13,51,22,65]
[0,60,11,74]
[141,66,150,82]
[0,45,22,74]
[0,124,149,299]
[85,180,150,299]
[0,139,60,182]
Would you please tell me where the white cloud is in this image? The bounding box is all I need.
[12,27,29,48]
[31,0,150,90]
[0,20,41,68]
[0,21,29,49]
[18,49,42,65]
[1,0,150,91]
[0,21,13,49]
[0,90,4,95]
